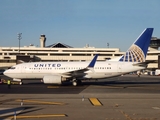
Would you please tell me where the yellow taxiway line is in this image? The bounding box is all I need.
[47,86,59,88]
[16,99,65,105]
[89,98,102,106]
[8,114,67,119]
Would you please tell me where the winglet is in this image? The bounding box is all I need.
[119,28,154,62]
[88,54,98,68]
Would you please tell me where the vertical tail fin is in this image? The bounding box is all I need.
[119,28,154,62]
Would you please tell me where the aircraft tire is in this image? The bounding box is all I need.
[19,81,23,85]
[72,81,77,86]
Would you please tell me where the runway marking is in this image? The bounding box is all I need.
[89,98,102,106]
[7,114,67,119]
[16,99,65,105]
[152,107,160,110]
[47,86,59,88]
[120,110,132,120]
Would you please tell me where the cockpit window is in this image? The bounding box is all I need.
[10,67,16,69]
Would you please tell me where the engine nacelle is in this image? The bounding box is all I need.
[43,75,62,84]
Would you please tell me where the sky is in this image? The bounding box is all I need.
[0,0,160,51]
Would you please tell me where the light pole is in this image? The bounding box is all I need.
[17,33,22,54]
[107,43,109,48]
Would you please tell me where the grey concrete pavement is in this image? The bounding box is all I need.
[0,75,160,120]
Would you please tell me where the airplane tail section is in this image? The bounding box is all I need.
[119,28,153,62]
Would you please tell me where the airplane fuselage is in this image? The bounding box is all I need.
[4,61,145,80]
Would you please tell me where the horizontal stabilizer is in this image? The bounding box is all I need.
[132,60,156,66]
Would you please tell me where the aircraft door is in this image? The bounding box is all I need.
[21,65,32,73]
[19,65,26,78]
[117,63,123,73]
[21,65,26,73]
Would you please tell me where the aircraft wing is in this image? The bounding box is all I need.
[62,54,98,77]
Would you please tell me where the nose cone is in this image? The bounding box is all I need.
[3,70,8,76]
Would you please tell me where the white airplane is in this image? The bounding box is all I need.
[4,28,154,86]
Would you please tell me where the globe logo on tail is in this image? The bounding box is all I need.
[119,44,145,62]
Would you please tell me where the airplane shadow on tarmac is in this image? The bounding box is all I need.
[1,75,160,94]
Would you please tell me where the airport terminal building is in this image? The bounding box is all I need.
[0,35,160,70]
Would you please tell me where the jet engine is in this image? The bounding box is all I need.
[43,75,62,84]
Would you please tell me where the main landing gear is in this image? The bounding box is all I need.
[19,81,23,85]
[72,79,82,86]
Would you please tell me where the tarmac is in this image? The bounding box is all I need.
[0,74,160,120]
